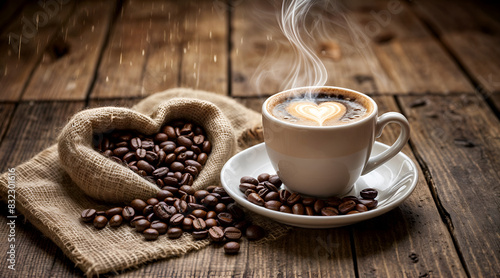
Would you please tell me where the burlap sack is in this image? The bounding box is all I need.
[58,98,236,203]
[0,88,290,276]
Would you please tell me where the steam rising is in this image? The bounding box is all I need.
[277,0,328,90]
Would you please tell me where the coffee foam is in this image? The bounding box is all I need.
[267,88,374,127]
[287,101,346,126]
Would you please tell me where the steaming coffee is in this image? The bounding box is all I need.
[268,91,371,127]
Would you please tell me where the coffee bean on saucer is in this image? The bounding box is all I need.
[360,188,378,199]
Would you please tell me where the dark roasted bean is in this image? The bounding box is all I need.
[246,225,266,240]
[192,230,208,240]
[247,193,264,206]
[360,188,378,199]
[208,226,224,242]
[93,216,108,229]
[339,200,357,214]
[134,219,151,233]
[217,212,233,226]
[292,203,305,215]
[265,200,282,211]
[193,218,207,231]
[224,227,242,241]
[143,228,159,240]
[81,209,96,223]
[167,227,183,239]
[109,215,123,227]
[321,207,339,216]
[279,205,292,213]
[150,221,168,234]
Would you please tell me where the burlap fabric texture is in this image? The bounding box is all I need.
[0,88,290,276]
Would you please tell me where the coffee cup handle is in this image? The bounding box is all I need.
[361,112,410,175]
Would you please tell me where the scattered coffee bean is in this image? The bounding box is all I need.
[109,214,123,227]
[93,215,108,229]
[81,208,96,223]
[209,226,225,242]
[167,227,183,239]
[246,225,266,241]
[143,228,159,241]
[224,241,240,254]
[240,173,378,216]
[224,227,242,241]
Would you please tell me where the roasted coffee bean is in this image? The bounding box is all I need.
[130,137,141,150]
[154,133,169,142]
[265,200,282,211]
[206,211,217,219]
[130,215,146,227]
[143,205,154,216]
[174,146,187,155]
[93,215,108,229]
[258,188,270,198]
[227,203,245,220]
[224,227,242,241]
[169,213,185,226]
[145,151,158,163]
[215,203,227,213]
[217,212,233,226]
[96,211,106,217]
[224,241,240,254]
[185,160,202,172]
[325,197,342,207]
[179,185,195,196]
[147,198,160,206]
[154,203,176,221]
[205,218,218,228]
[150,221,168,234]
[321,207,339,216]
[163,126,176,139]
[109,214,123,227]
[130,199,148,213]
[181,217,193,230]
[208,226,224,242]
[157,190,174,201]
[339,200,357,214]
[113,147,129,157]
[305,206,315,216]
[292,203,305,215]
[146,212,156,222]
[135,219,151,232]
[163,177,179,186]
[257,173,270,182]
[264,191,279,202]
[143,228,159,241]
[192,209,207,219]
[246,225,266,240]
[103,149,113,157]
[81,209,96,223]
[111,156,123,164]
[239,183,257,193]
[263,181,279,192]
[302,197,316,206]
[356,204,368,212]
[247,193,264,206]
[167,227,183,239]
[245,189,257,197]
[192,230,209,240]
[360,188,378,199]
[115,141,128,148]
[279,205,292,213]
[164,197,176,205]
[287,192,302,206]
[182,194,196,204]
[136,149,147,159]
[137,160,154,174]
[188,203,206,211]
[123,152,135,162]
[194,190,210,200]
[193,135,204,145]
[279,189,291,203]
[179,173,194,186]
[268,175,282,187]
[174,199,188,214]
[213,187,227,196]
[193,218,207,231]
[313,200,325,214]
[152,167,169,179]
[141,140,154,150]
[197,153,208,165]
[240,176,259,185]
[203,195,219,207]
[358,199,378,209]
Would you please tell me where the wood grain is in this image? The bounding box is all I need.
[0,101,85,277]
[398,95,500,277]
[0,104,16,143]
[179,1,227,95]
[21,0,117,101]
[91,0,179,98]
[353,96,466,277]
[0,1,76,101]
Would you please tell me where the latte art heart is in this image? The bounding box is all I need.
[287,101,347,126]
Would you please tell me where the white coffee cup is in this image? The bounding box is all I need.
[262,86,410,197]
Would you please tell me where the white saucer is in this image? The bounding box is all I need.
[221,142,418,228]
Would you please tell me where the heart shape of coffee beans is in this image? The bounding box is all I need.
[58,99,235,203]
[95,119,211,189]
[287,101,346,126]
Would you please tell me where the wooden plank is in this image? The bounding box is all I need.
[22,0,117,101]
[0,104,16,143]
[231,0,398,97]
[0,1,76,101]
[353,96,466,277]
[398,95,500,277]
[91,0,181,99]
[0,0,27,32]
[117,228,354,277]
[0,101,85,277]
[179,1,227,95]
[373,38,474,94]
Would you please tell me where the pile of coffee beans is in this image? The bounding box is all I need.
[93,120,211,188]
[81,185,266,254]
[240,173,378,216]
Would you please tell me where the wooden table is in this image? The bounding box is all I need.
[1,0,499,277]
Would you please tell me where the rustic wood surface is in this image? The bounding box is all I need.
[0,0,499,277]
